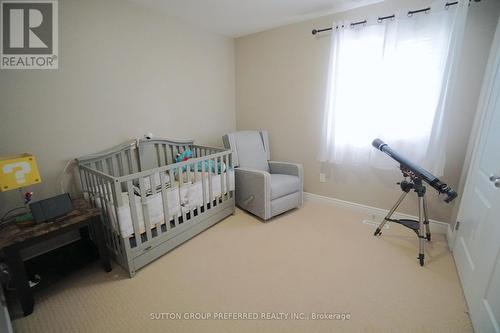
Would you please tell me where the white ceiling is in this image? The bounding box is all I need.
[132,0,383,37]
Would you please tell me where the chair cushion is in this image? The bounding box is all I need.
[233,131,269,172]
[270,174,300,200]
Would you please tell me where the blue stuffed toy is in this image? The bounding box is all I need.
[175,149,226,173]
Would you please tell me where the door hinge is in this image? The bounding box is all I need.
[455,221,460,231]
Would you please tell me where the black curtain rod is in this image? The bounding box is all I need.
[311,0,479,35]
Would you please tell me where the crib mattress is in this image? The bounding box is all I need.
[95,171,234,238]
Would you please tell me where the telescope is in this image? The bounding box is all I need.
[372,139,457,203]
[371,138,458,266]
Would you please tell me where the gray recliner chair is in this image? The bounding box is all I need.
[223,130,303,220]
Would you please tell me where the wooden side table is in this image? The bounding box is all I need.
[0,204,111,316]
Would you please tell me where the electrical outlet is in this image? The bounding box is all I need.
[319,173,326,183]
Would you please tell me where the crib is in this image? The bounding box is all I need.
[77,137,235,277]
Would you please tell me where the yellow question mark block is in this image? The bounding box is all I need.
[0,154,42,192]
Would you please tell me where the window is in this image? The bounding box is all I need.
[319,2,467,176]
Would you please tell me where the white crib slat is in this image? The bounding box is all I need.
[90,172,99,204]
[162,144,169,165]
[93,167,103,203]
[179,166,187,223]
[208,157,213,206]
[160,144,165,165]
[154,144,161,167]
[170,169,179,228]
[126,150,135,174]
[99,177,117,252]
[193,160,199,216]
[78,167,86,195]
[138,177,153,241]
[219,156,224,202]
[100,178,112,227]
[95,174,109,222]
[151,173,163,236]
[113,156,119,176]
[103,159,109,175]
[89,170,98,206]
[118,153,126,176]
[159,171,171,232]
[107,181,120,253]
[190,160,197,219]
[214,157,219,204]
[109,158,116,176]
[114,157,120,177]
[225,153,230,199]
[224,154,229,200]
[111,179,123,237]
[98,160,105,173]
[132,149,140,173]
[187,161,193,220]
[82,169,91,200]
[126,180,142,246]
[101,179,118,249]
[87,170,97,206]
[173,168,181,227]
[112,183,124,255]
[201,159,207,213]
[108,157,116,177]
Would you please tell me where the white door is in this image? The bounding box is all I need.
[453,18,500,333]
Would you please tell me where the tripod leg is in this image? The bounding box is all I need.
[423,195,431,241]
[418,196,425,266]
[374,191,408,236]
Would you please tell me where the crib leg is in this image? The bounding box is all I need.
[125,255,136,278]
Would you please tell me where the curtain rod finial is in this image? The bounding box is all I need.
[312,29,318,35]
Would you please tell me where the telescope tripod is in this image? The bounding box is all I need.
[373,177,431,266]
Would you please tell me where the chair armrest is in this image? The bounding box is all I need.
[269,161,303,178]
[269,161,304,207]
[234,168,271,220]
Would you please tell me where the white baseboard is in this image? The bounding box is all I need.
[304,192,451,235]
[447,223,455,251]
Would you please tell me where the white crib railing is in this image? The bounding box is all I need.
[77,138,235,276]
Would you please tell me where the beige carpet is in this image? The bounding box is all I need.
[12,201,472,333]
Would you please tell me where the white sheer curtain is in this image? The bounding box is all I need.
[319,0,468,176]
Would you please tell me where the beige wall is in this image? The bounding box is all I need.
[0,0,235,215]
[235,0,500,222]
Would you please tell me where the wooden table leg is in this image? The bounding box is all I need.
[91,217,112,272]
[3,246,34,316]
